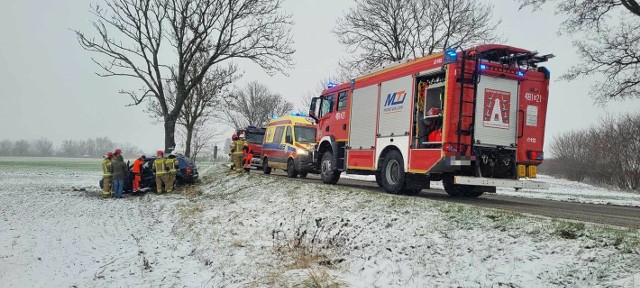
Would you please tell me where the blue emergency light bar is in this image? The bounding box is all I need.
[443,48,458,64]
[290,112,307,117]
[327,82,338,88]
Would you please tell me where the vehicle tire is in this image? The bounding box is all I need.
[375,172,383,188]
[320,151,340,184]
[442,175,484,198]
[298,172,308,178]
[380,150,406,195]
[286,159,298,178]
[262,158,272,174]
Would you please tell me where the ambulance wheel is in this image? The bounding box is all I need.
[287,159,298,178]
[375,172,383,188]
[320,151,340,184]
[262,158,272,174]
[298,172,308,178]
[442,175,484,198]
[381,150,405,195]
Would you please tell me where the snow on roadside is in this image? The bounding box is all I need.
[341,173,640,207]
[2,158,640,287]
[177,166,640,287]
[0,158,214,287]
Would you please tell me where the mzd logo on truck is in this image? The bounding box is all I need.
[383,90,407,114]
[482,88,511,129]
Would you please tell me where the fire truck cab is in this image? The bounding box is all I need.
[309,44,552,197]
[235,126,266,169]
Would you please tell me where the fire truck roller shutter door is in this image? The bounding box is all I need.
[349,85,379,150]
[375,75,413,170]
[474,76,519,148]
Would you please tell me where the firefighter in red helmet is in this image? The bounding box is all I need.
[230,133,246,172]
[153,150,169,193]
[101,152,114,198]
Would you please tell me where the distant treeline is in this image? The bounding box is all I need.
[539,112,640,191]
[0,137,143,158]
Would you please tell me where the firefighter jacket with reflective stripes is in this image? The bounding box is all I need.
[154,157,168,175]
[102,158,112,176]
[166,157,178,173]
[231,139,247,154]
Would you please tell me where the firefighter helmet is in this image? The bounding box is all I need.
[114,148,122,155]
[106,152,114,157]
[156,150,164,156]
[232,134,239,140]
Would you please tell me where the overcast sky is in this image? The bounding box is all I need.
[1,0,638,154]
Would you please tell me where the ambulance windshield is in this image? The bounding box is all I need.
[294,126,316,143]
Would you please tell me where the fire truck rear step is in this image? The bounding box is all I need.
[454,176,550,190]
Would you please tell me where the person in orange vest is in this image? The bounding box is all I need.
[132,155,146,193]
[242,144,253,172]
[153,150,169,194]
[101,152,114,198]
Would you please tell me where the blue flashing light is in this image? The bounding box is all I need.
[480,64,487,70]
[327,82,338,88]
[271,115,278,119]
[290,112,307,117]
[517,71,525,76]
[443,48,458,64]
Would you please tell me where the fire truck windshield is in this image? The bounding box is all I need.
[246,131,264,144]
[294,126,316,143]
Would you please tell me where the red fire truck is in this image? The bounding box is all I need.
[308,44,553,197]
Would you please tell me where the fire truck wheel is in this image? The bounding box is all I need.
[262,158,272,174]
[298,172,308,178]
[320,151,340,184]
[287,159,298,178]
[442,175,484,198]
[375,172,383,188]
[381,150,405,194]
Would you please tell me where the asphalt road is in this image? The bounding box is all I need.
[264,170,640,229]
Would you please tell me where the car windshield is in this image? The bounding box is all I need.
[246,131,264,144]
[294,126,316,143]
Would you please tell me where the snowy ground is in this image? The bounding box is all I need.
[1,157,640,287]
[342,173,640,207]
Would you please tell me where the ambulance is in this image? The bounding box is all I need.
[261,114,317,178]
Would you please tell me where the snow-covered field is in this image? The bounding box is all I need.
[2,157,640,287]
[342,173,640,207]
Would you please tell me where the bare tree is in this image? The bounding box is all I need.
[300,77,337,112]
[148,53,239,157]
[221,81,293,129]
[34,138,54,157]
[518,0,640,102]
[0,140,13,156]
[185,120,221,161]
[75,0,294,151]
[13,140,30,157]
[334,0,500,76]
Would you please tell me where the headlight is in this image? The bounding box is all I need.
[296,149,309,155]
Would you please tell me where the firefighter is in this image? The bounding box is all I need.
[153,150,169,193]
[101,152,114,198]
[165,152,179,192]
[230,134,246,172]
[132,155,146,193]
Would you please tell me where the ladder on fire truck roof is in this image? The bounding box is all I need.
[455,49,481,155]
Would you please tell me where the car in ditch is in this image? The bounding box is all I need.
[99,154,199,193]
